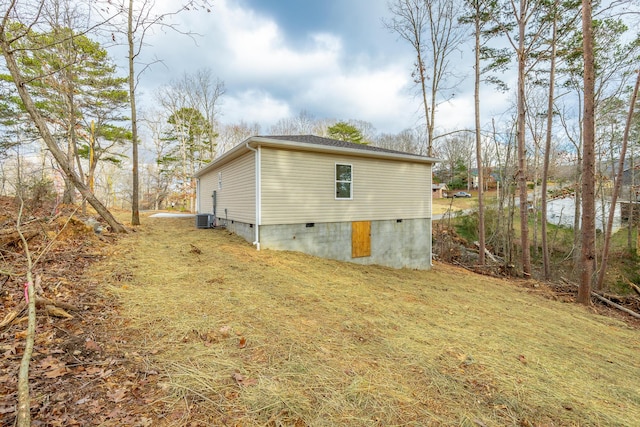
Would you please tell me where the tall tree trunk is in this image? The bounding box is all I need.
[62,119,76,204]
[573,150,582,269]
[579,0,596,304]
[516,0,531,275]
[532,141,540,256]
[128,0,141,225]
[595,69,640,290]
[541,1,558,280]
[0,35,127,233]
[474,11,485,265]
[628,149,636,252]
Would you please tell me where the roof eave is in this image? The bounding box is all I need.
[194,136,440,178]
[249,136,440,164]
[194,137,253,178]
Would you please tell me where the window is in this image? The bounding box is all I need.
[335,163,352,199]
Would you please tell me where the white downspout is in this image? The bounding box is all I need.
[195,178,200,213]
[246,142,261,250]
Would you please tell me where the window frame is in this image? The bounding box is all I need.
[335,163,353,200]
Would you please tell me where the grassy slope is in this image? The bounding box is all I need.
[96,216,640,426]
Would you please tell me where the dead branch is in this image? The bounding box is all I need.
[625,279,640,298]
[0,225,39,248]
[0,296,78,330]
[561,277,640,319]
[0,304,24,329]
[36,297,78,312]
[473,241,502,263]
[44,304,73,319]
[16,200,36,427]
[590,292,640,319]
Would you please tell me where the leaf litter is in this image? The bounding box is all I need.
[0,197,167,426]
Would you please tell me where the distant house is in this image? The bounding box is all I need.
[194,135,439,269]
[469,168,498,190]
[432,183,448,199]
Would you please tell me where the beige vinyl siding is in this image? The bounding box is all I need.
[197,152,256,223]
[261,148,431,225]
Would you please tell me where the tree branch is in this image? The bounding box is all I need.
[15,200,36,427]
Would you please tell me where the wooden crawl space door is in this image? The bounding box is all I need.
[351,221,371,258]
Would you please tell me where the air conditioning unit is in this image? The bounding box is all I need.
[195,214,213,229]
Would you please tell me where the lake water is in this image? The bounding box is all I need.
[545,197,622,232]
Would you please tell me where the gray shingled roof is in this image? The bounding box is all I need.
[258,134,426,157]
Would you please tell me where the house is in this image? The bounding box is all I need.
[432,183,448,199]
[469,168,498,190]
[194,135,439,270]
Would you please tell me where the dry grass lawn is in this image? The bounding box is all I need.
[432,193,489,215]
[95,215,640,426]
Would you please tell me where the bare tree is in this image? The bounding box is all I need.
[177,68,225,158]
[269,110,323,135]
[142,108,172,209]
[461,0,498,266]
[372,128,423,153]
[434,133,475,186]
[540,0,560,280]
[107,0,212,225]
[155,75,217,211]
[472,0,486,265]
[596,69,640,290]
[218,121,261,154]
[491,0,554,275]
[386,0,467,157]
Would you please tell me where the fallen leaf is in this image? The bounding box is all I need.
[518,355,527,365]
[0,405,16,415]
[232,372,257,387]
[75,397,90,405]
[219,325,231,338]
[243,377,258,386]
[38,355,68,378]
[204,331,219,346]
[85,339,101,352]
[45,305,73,319]
[238,337,247,348]
[3,345,17,357]
[107,407,127,419]
[44,366,68,379]
[84,366,104,376]
[107,388,127,403]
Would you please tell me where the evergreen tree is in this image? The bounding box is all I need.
[327,121,366,144]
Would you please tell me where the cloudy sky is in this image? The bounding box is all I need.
[133,0,510,135]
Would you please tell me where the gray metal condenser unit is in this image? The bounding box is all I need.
[196,214,213,229]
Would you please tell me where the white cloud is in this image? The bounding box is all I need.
[222,89,291,130]
[298,66,417,131]
[141,0,436,134]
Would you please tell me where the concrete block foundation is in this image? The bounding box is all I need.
[219,218,432,270]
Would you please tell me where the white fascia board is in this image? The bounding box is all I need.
[249,137,441,164]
